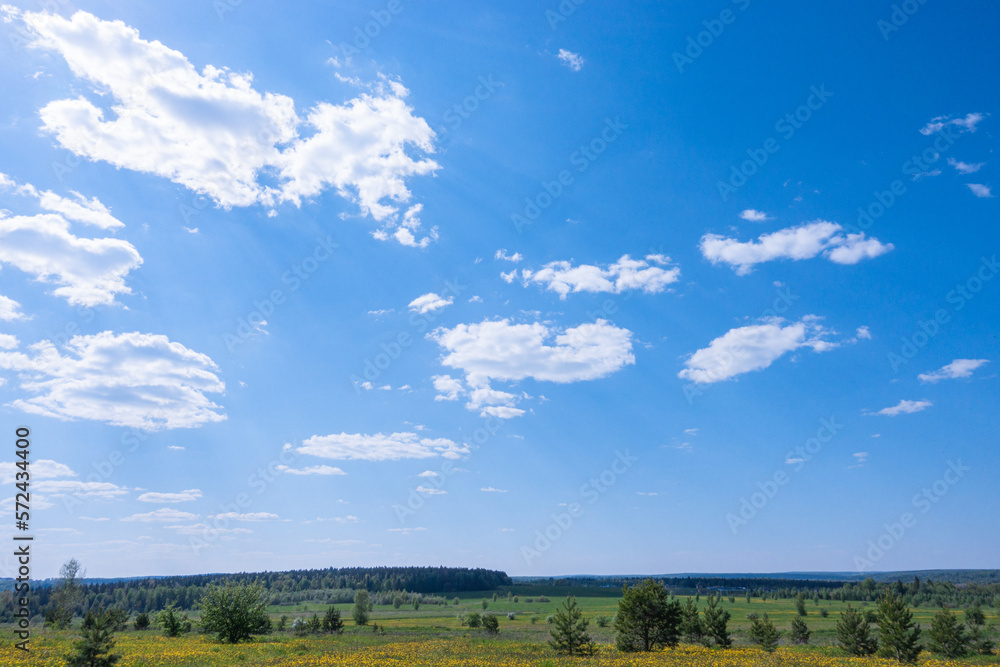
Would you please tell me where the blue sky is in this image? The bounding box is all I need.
[0,0,997,579]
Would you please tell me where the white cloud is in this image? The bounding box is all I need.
[494,249,523,263]
[34,480,129,499]
[514,254,680,299]
[0,295,26,321]
[700,221,893,274]
[739,209,772,222]
[919,112,987,136]
[136,489,202,503]
[432,374,464,401]
[918,359,989,383]
[431,319,635,387]
[468,295,483,303]
[415,485,447,496]
[276,464,347,476]
[17,10,438,247]
[408,292,454,314]
[165,523,251,536]
[121,508,198,522]
[0,334,18,350]
[0,331,226,430]
[679,317,840,384]
[417,470,439,478]
[481,486,508,493]
[0,458,75,484]
[872,399,933,417]
[947,158,984,174]
[0,174,142,307]
[211,512,280,521]
[167,445,185,451]
[297,432,470,461]
[557,49,585,71]
[967,184,993,198]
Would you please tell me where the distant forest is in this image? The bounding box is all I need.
[3,566,999,623]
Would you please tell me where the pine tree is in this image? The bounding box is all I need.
[548,597,596,656]
[66,609,121,667]
[789,617,811,645]
[836,604,878,656]
[322,606,343,634]
[614,580,683,651]
[964,603,995,655]
[747,612,780,653]
[927,608,969,658]
[876,591,922,664]
[702,595,731,648]
[795,593,808,617]
[681,597,703,644]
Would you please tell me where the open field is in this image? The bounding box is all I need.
[6,594,998,666]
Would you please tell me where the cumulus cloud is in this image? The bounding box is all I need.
[919,112,987,136]
[947,158,984,174]
[679,316,843,384]
[967,184,993,198]
[297,432,470,461]
[918,359,989,383]
[136,489,202,503]
[276,464,347,476]
[871,399,933,417]
[700,221,893,274]
[0,458,75,484]
[512,254,680,299]
[740,209,772,222]
[429,318,634,418]
[121,508,199,522]
[0,295,26,321]
[0,331,226,430]
[15,10,438,246]
[495,249,523,263]
[557,49,585,71]
[0,173,141,307]
[408,292,454,314]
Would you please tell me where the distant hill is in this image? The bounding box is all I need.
[513,570,1000,586]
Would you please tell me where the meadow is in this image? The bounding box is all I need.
[4,592,998,666]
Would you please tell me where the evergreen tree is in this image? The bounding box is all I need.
[747,612,780,653]
[322,606,344,634]
[352,590,370,626]
[65,609,121,667]
[836,604,878,656]
[158,605,184,637]
[482,613,500,635]
[927,608,969,658]
[795,593,808,617]
[614,579,683,651]
[133,612,150,631]
[789,617,811,645]
[876,591,922,664]
[548,597,596,656]
[702,595,731,648]
[680,598,703,644]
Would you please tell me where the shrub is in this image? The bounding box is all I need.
[747,613,780,653]
[66,609,120,667]
[507,612,517,620]
[482,614,500,635]
[133,612,150,631]
[322,607,343,634]
[466,612,481,629]
[595,615,610,628]
[200,582,270,644]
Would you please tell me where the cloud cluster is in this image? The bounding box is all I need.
[297,432,470,461]
[508,254,680,299]
[0,331,226,430]
[15,9,439,246]
[700,221,893,275]
[919,112,987,136]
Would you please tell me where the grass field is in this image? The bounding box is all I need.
[5,594,998,666]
